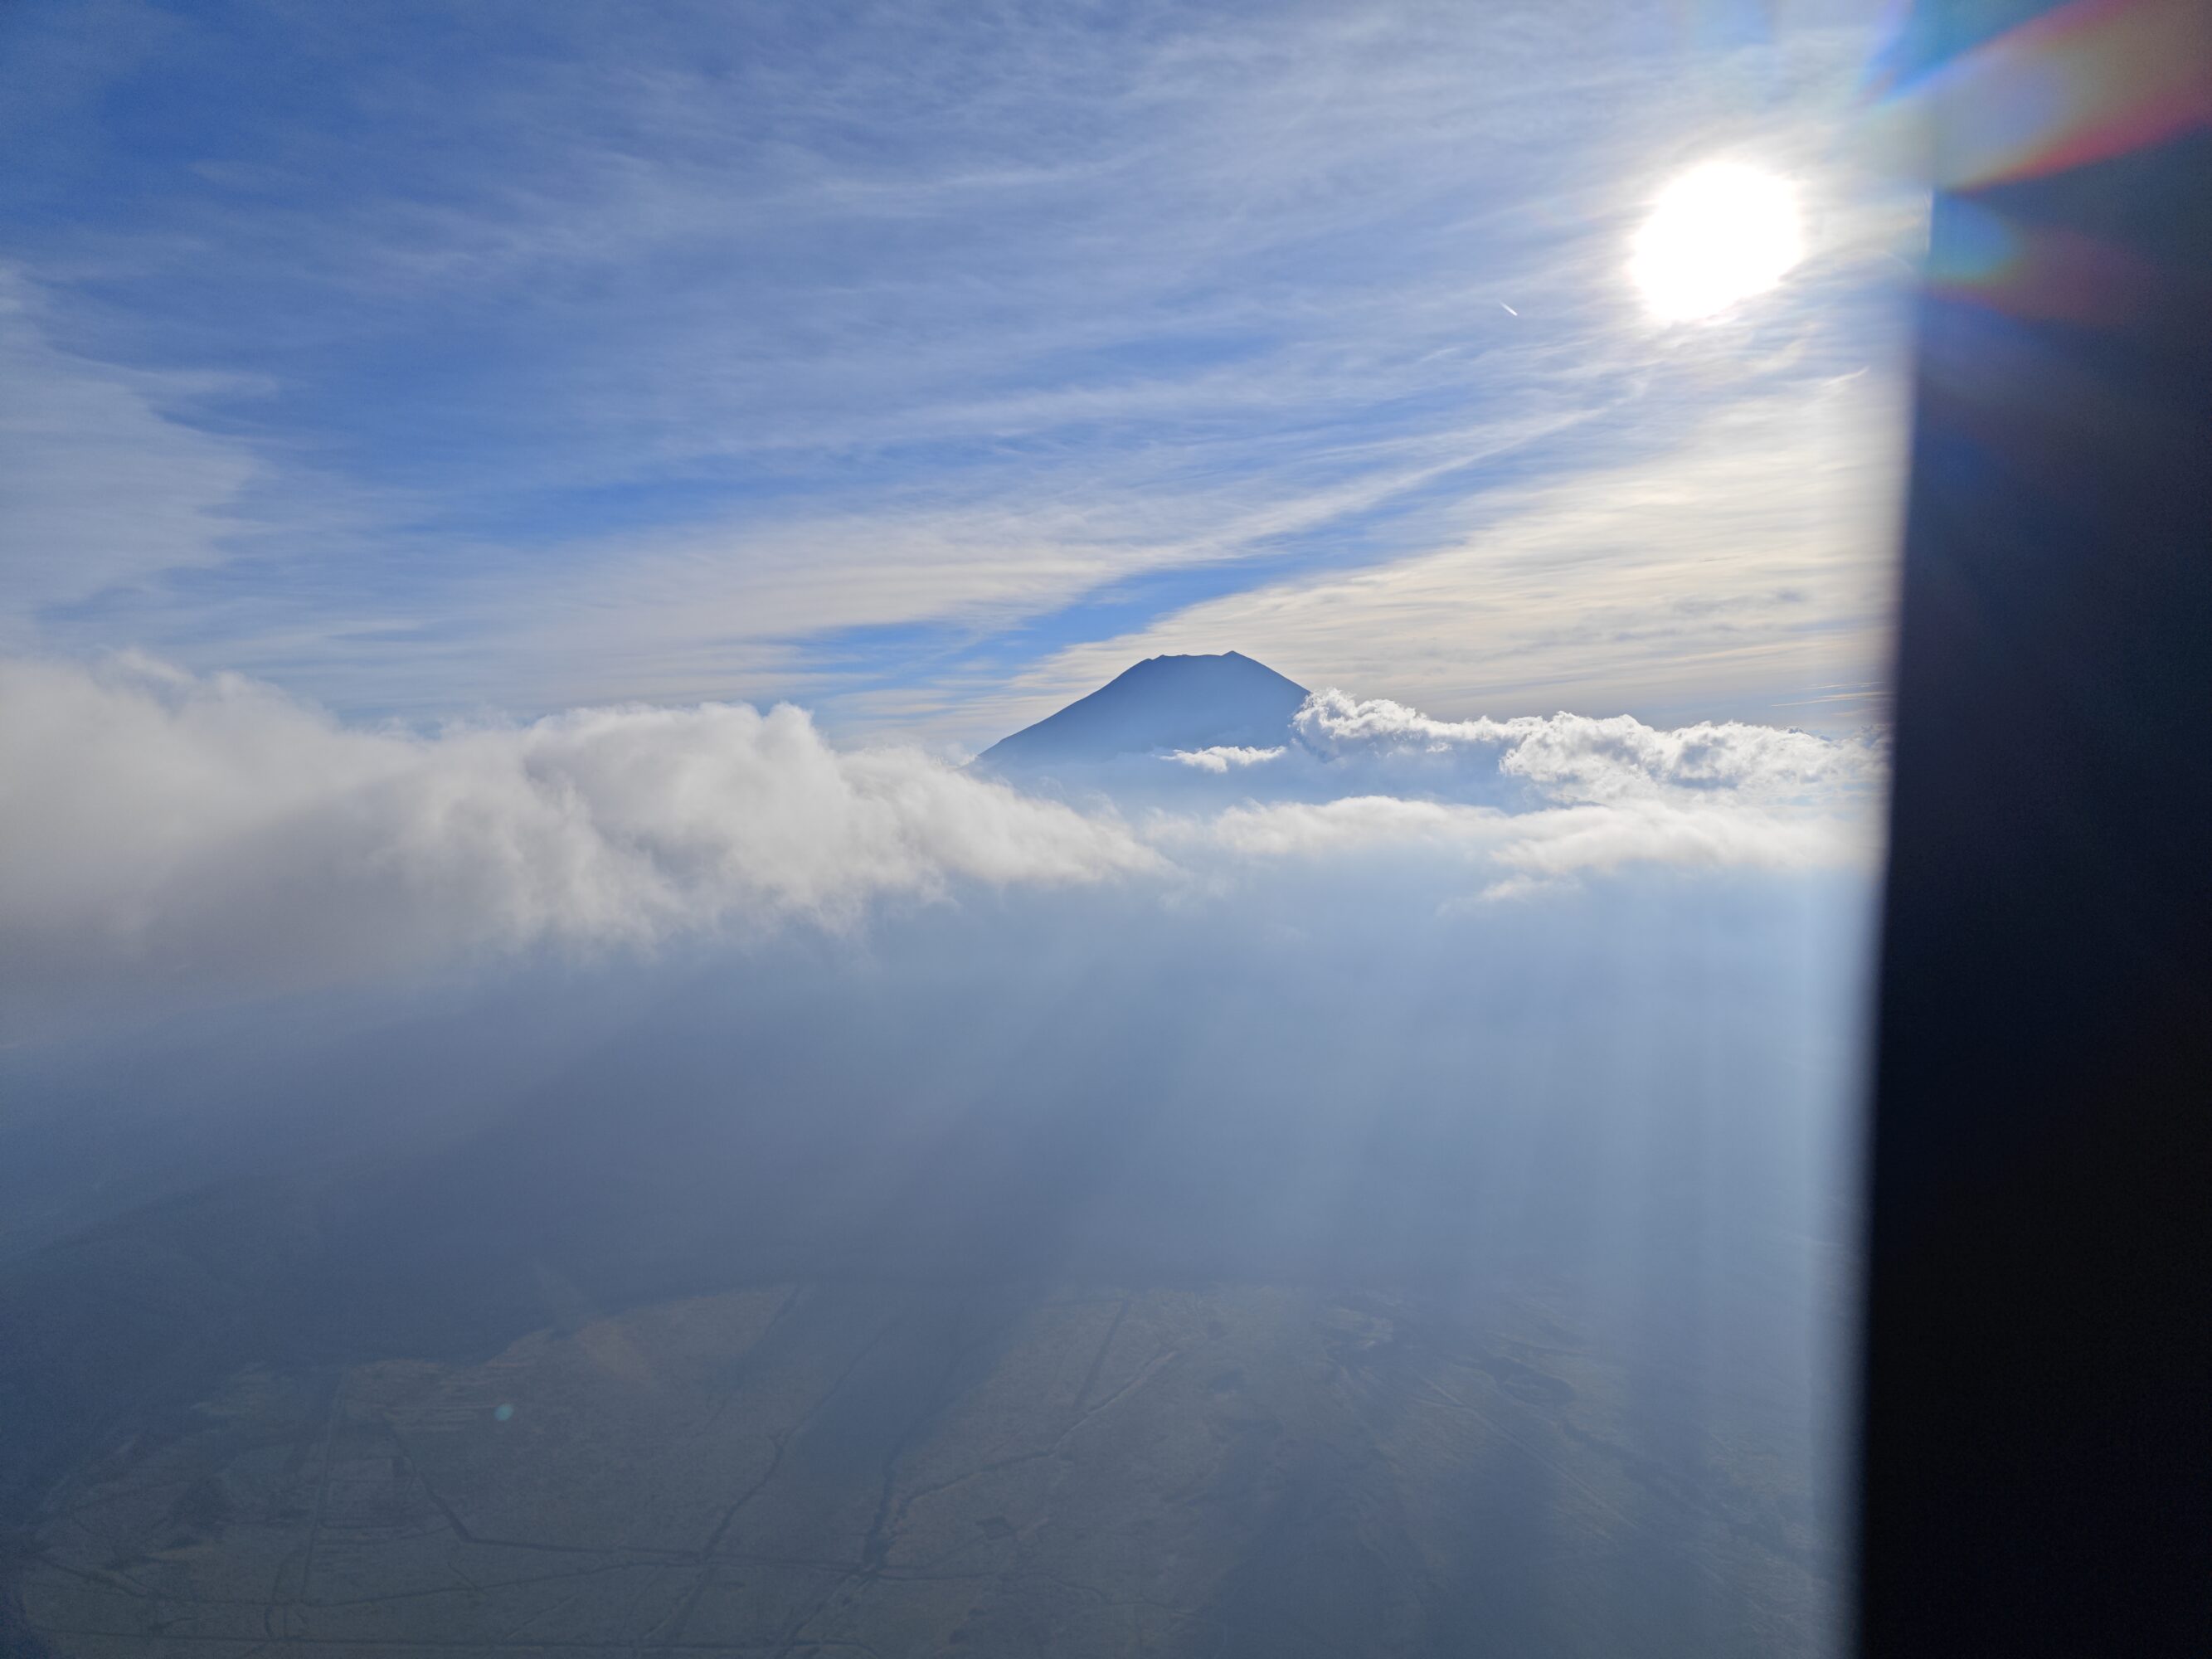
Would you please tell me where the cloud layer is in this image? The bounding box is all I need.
[1004,371,1911,740]
[1291,687,1888,804]
[0,657,1155,1012]
[0,656,1884,1023]
[0,3,1916,737]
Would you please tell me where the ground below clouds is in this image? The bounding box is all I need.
[12,1277,1836,1658]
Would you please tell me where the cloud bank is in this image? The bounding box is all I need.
[1291,688,1888,803]
[0,657,1884,1023]
[0,657,1155,1014]
[1133,690,1885,894]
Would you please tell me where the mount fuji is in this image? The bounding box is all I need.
[980,651,1310,771]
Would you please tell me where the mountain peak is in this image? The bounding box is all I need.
[980,652,1309,770]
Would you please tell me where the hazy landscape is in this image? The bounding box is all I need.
[2,656,1869,1657]
[12,1281,1837,1657]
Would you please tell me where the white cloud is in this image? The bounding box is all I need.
[1165,745,1285,772]
[0,273,265,620]
[2,7,1917,732]
[1150,688,1885,886]
[1293,688,1888,804]
[0,656,1157,1013]
[0,656,1884,1023]
[1004,372,1912,736]
[1165,791,1871,889]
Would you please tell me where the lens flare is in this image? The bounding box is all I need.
[1878,0,2210,189]
[1869,0,2207,327]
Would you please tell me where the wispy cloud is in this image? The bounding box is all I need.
[984,368,1909,737]
[0,2,1916,727]
[1176,793,1869,889]
[0,273,263,622]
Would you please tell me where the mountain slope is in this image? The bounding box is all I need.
[979,652,1309,769]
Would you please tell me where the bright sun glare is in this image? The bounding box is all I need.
[1631,162,1805,322]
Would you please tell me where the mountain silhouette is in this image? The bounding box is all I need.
[980,651,1309,769]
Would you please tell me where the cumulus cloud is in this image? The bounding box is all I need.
[0,656,1157,1012]
[1139,690,1886,889]
[1291,688,1889,805]
[1164,745,1285,772]
[0,658,1886,1021]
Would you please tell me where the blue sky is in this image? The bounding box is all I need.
[1,0,1919,747]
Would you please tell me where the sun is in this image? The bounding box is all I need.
[1631,162,1805,322]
